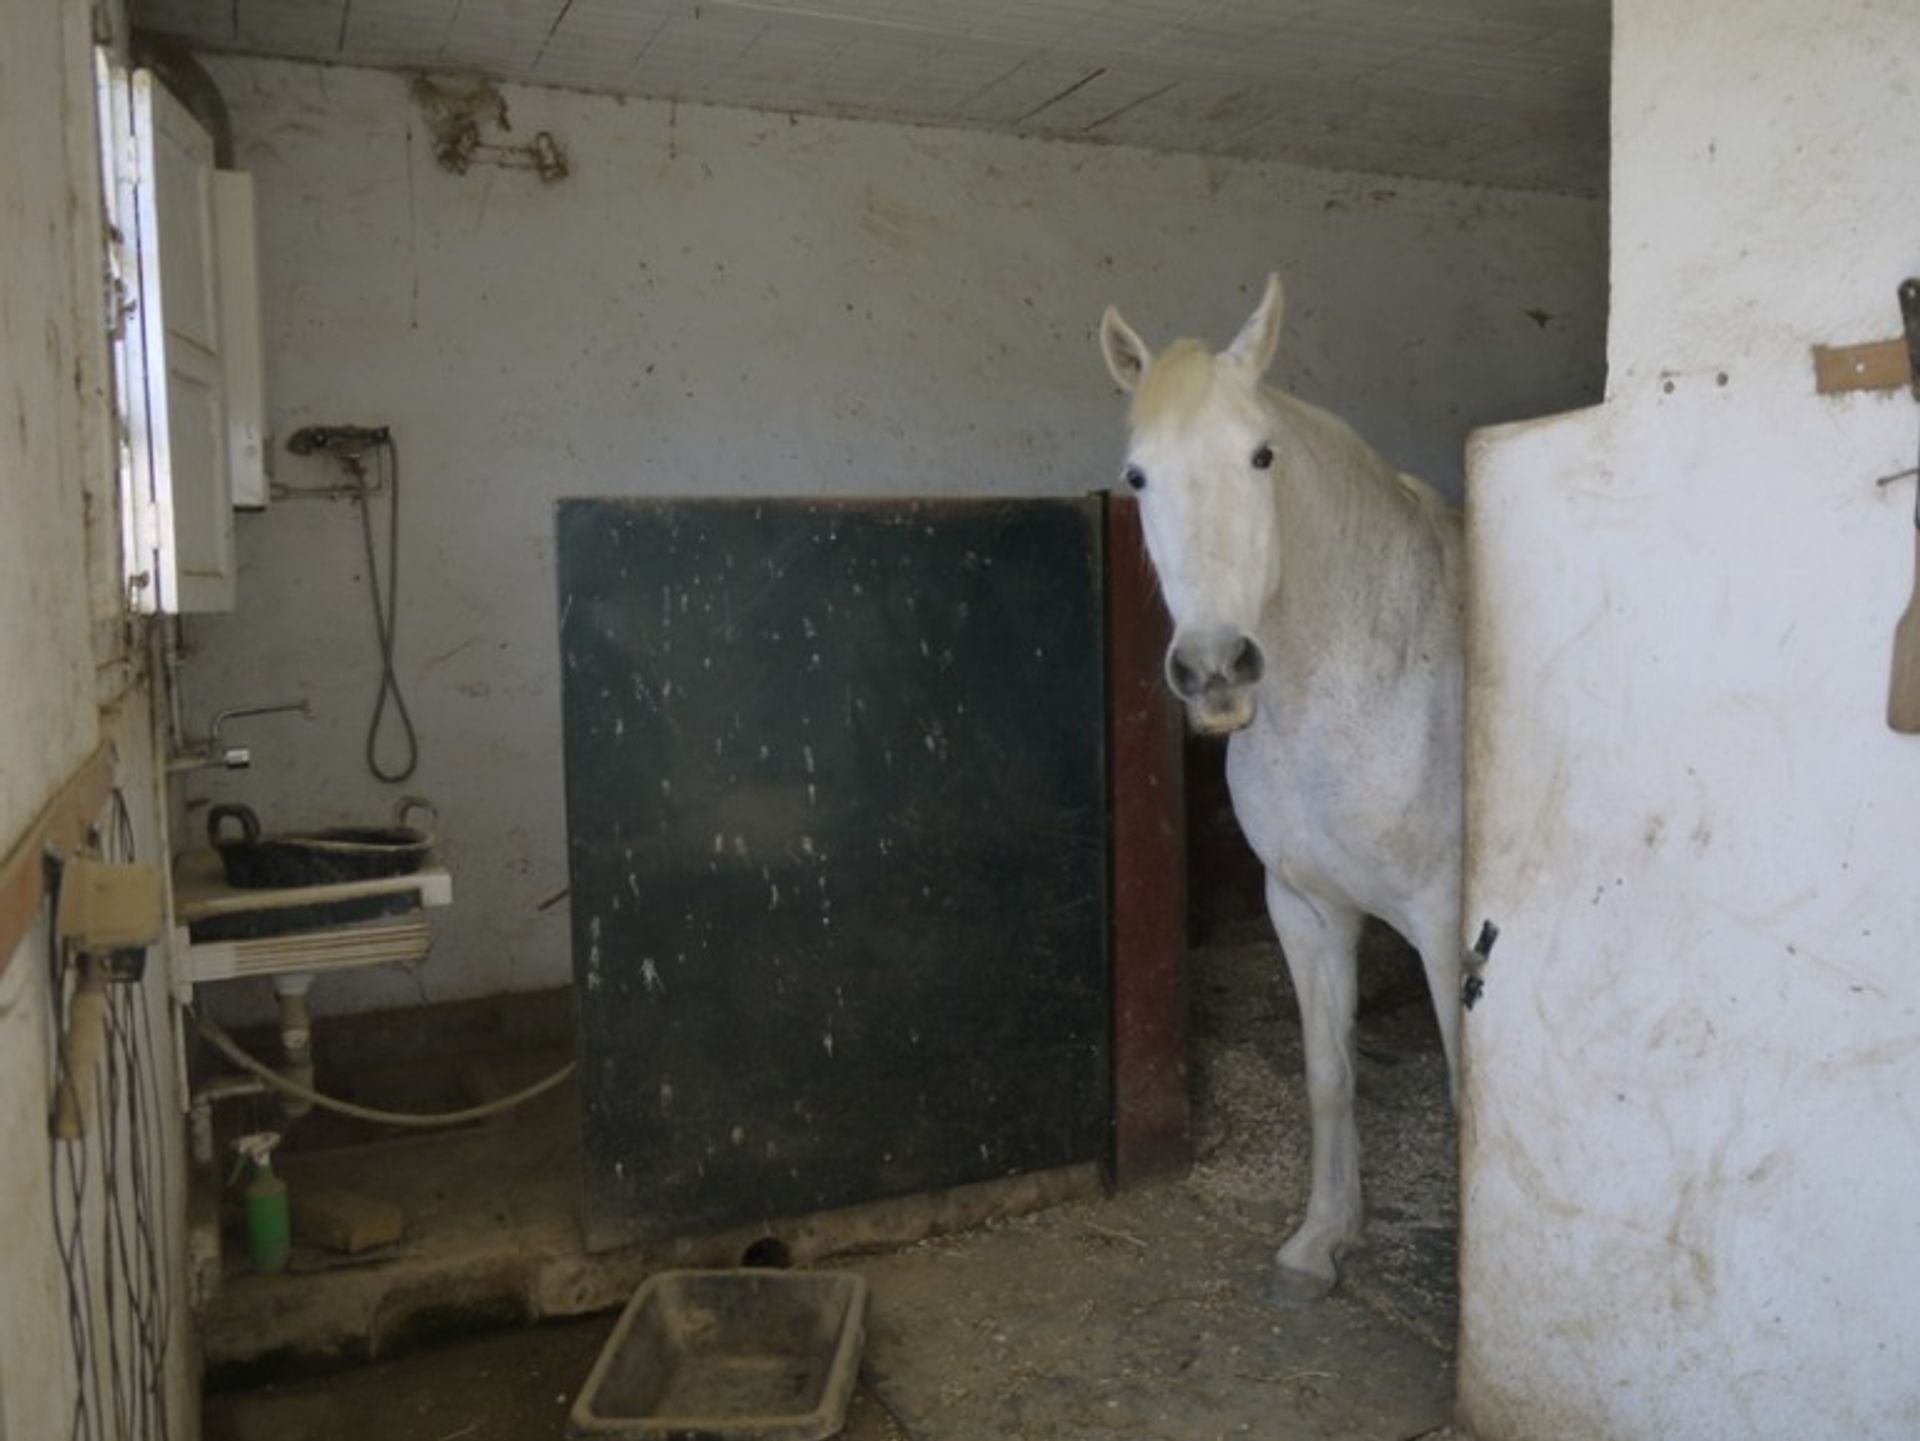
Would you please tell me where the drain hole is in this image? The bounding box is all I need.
[740,1236,791,1269]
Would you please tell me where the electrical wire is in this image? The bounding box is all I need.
[99,990,131,1441]
[104,1006,128,1429]
[120,788,173,1440]
[55,1128,103,1441]
[193,1013,575,1127]
[105,789,172,1440]
[105,984,172,1441]
[101,1007,164,1436]
[103,806,132,1441]
[132,988,174,1433]
[111,789,172,1436]
[46,793,176,1441]
[133,961,174,1424]
[357,437,420,783]
[47,861,102,1441]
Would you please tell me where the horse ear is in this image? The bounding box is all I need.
[1226,272,1285,376]
[1100,306,1151,393]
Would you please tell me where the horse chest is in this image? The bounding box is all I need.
[1223,714,1421,905]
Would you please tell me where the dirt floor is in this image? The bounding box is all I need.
[204,925,1458,1441]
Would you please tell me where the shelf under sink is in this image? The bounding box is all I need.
[172,848,452,985]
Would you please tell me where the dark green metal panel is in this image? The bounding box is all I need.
[556,498,1109,1249]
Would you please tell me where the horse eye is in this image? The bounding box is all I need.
[1252,444,1274,470]
[1124,466,1147,492]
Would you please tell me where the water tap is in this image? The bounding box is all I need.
[168,699,311,772]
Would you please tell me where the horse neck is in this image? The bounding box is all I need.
[1261,390,1442,656]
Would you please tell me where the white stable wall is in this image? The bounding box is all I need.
[1461,1,1920,1437]
[187,56,1606,1017]
[0,2,197,1437]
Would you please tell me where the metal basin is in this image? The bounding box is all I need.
[208,798,436,889]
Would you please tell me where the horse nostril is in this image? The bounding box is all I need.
[1167,652,1203,699]
[1228,636,1265,686]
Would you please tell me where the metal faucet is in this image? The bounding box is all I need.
[168,700,312,772]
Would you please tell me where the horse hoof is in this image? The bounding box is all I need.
[1266,1264,1337,1307]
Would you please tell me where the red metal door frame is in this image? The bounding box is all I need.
[1105,496,1192,1186]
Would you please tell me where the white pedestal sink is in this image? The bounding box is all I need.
[170,846,452,988]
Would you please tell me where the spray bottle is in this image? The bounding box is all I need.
[233,1132,290,1274]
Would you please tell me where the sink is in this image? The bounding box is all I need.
[207,800,436,890]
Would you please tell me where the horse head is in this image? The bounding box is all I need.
[1100,273,1288,735]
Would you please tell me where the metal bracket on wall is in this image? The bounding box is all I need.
[1813,278,1920,396]
[440,125,569,181]
[1883,278,1920,734]
[1900,277,1920,402]
[1872,280,1920,491]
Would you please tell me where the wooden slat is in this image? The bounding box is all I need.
[1813,338,1914,395]
[0,741,116,974]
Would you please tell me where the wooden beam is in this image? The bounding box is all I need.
[0,741,115,975]
[1813,337,1914,396]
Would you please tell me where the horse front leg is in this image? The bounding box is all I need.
[1264,870,1364,1303]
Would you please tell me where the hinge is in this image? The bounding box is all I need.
[103,272,136,341]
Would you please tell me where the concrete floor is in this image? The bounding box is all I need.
[203,925,1458,1440]
[208,1184,1450,1441]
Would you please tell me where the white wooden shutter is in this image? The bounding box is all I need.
[123,68,236,613]
[96,49,149,609]
[214,171,269,510]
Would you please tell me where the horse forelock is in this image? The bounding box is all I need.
[1128,340,1246,434]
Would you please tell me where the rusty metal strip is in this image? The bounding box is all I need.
[0,740,115,975]
[1106,496,1193,1188]
[1902,279,1920,401]
[1813,338,1914,395]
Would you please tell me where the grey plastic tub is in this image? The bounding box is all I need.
[568,1269,868,1440]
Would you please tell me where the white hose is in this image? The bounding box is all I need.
[192,1013,575,1128]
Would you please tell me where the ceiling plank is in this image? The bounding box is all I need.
[133,0,1609,194]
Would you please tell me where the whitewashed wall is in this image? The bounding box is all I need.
[1460,1,1920,1437]
[187,56,1606,1018]
[0,3,196,1437]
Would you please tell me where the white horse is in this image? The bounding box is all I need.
[1099,274,1464,1300]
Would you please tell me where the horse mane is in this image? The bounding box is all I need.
[1392,467,1452,515]
[1257,386,1464,603]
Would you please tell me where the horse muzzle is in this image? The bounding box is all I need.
[1166,628,1264,735]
